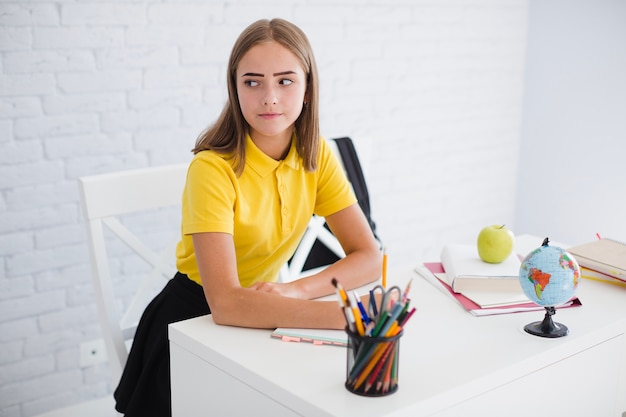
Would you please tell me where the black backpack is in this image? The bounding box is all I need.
[300,137,380,271]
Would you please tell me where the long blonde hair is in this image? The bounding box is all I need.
[193,18,320,175]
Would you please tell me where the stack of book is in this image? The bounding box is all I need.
[416,243,582,317]
[568,238,626,287]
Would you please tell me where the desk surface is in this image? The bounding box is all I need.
[169,237,626,416]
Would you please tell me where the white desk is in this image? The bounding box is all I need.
[169,239,626,416]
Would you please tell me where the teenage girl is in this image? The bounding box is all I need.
[114,18,381,417]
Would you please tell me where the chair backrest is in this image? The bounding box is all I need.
[279,137,379,282]
[78,164,188,383]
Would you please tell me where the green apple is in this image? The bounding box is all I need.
[477,225,515,263]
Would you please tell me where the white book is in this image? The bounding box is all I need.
[440,243,522,294]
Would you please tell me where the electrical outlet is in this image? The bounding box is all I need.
[79,338,108,367]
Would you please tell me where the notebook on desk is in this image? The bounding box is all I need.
[271,328,347,346]
[568,238,626,282]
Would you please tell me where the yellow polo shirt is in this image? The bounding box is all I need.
[176,134,356,287]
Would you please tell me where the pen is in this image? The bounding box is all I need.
[353,291,371,326]
[369,289,378,317]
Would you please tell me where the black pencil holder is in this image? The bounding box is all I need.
[345,327,403,397]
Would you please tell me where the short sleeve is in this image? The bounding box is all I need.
[313,138,357,217]
[181,151,237,235]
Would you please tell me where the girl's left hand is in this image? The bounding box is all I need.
[248,281,303,299]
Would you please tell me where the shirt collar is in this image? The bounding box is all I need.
[245,133,300,177]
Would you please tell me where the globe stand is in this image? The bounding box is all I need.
[523,306,568,338]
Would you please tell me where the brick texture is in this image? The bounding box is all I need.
[0,1,528,415]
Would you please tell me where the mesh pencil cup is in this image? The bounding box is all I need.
[344,328,403,397]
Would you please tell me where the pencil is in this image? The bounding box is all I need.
[353,323,401,391]
[352,306,365,336]
[364,341,395,393]
[352,340,391,390]
[349,322,400,382]
[382,247,388,288]
[402,278,413,304]
[379,349,397,392]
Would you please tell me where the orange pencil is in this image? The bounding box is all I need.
[352,341,390,390]
[379,347,395,393]
[365,341,395,392]
[382,247,388,288]
[352,323,401,390]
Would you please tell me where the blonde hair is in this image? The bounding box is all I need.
[193,18,320,175]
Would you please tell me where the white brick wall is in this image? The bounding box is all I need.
[0,1,528,415]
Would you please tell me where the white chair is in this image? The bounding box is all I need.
[78,163,188,385]
[79,162,339,386]
[278,214,346,282]
[78,138,374,385]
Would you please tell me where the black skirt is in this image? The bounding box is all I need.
[114,272,210,417]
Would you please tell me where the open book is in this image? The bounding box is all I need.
[415,263,582,316]
[440,243,522,293]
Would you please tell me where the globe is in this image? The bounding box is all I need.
[518,237,581,337]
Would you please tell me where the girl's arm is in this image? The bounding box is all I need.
[193,203,380,329]
[193,232,346,329]
[272,203,381,300]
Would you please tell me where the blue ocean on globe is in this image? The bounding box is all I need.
[519,242,580,307]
